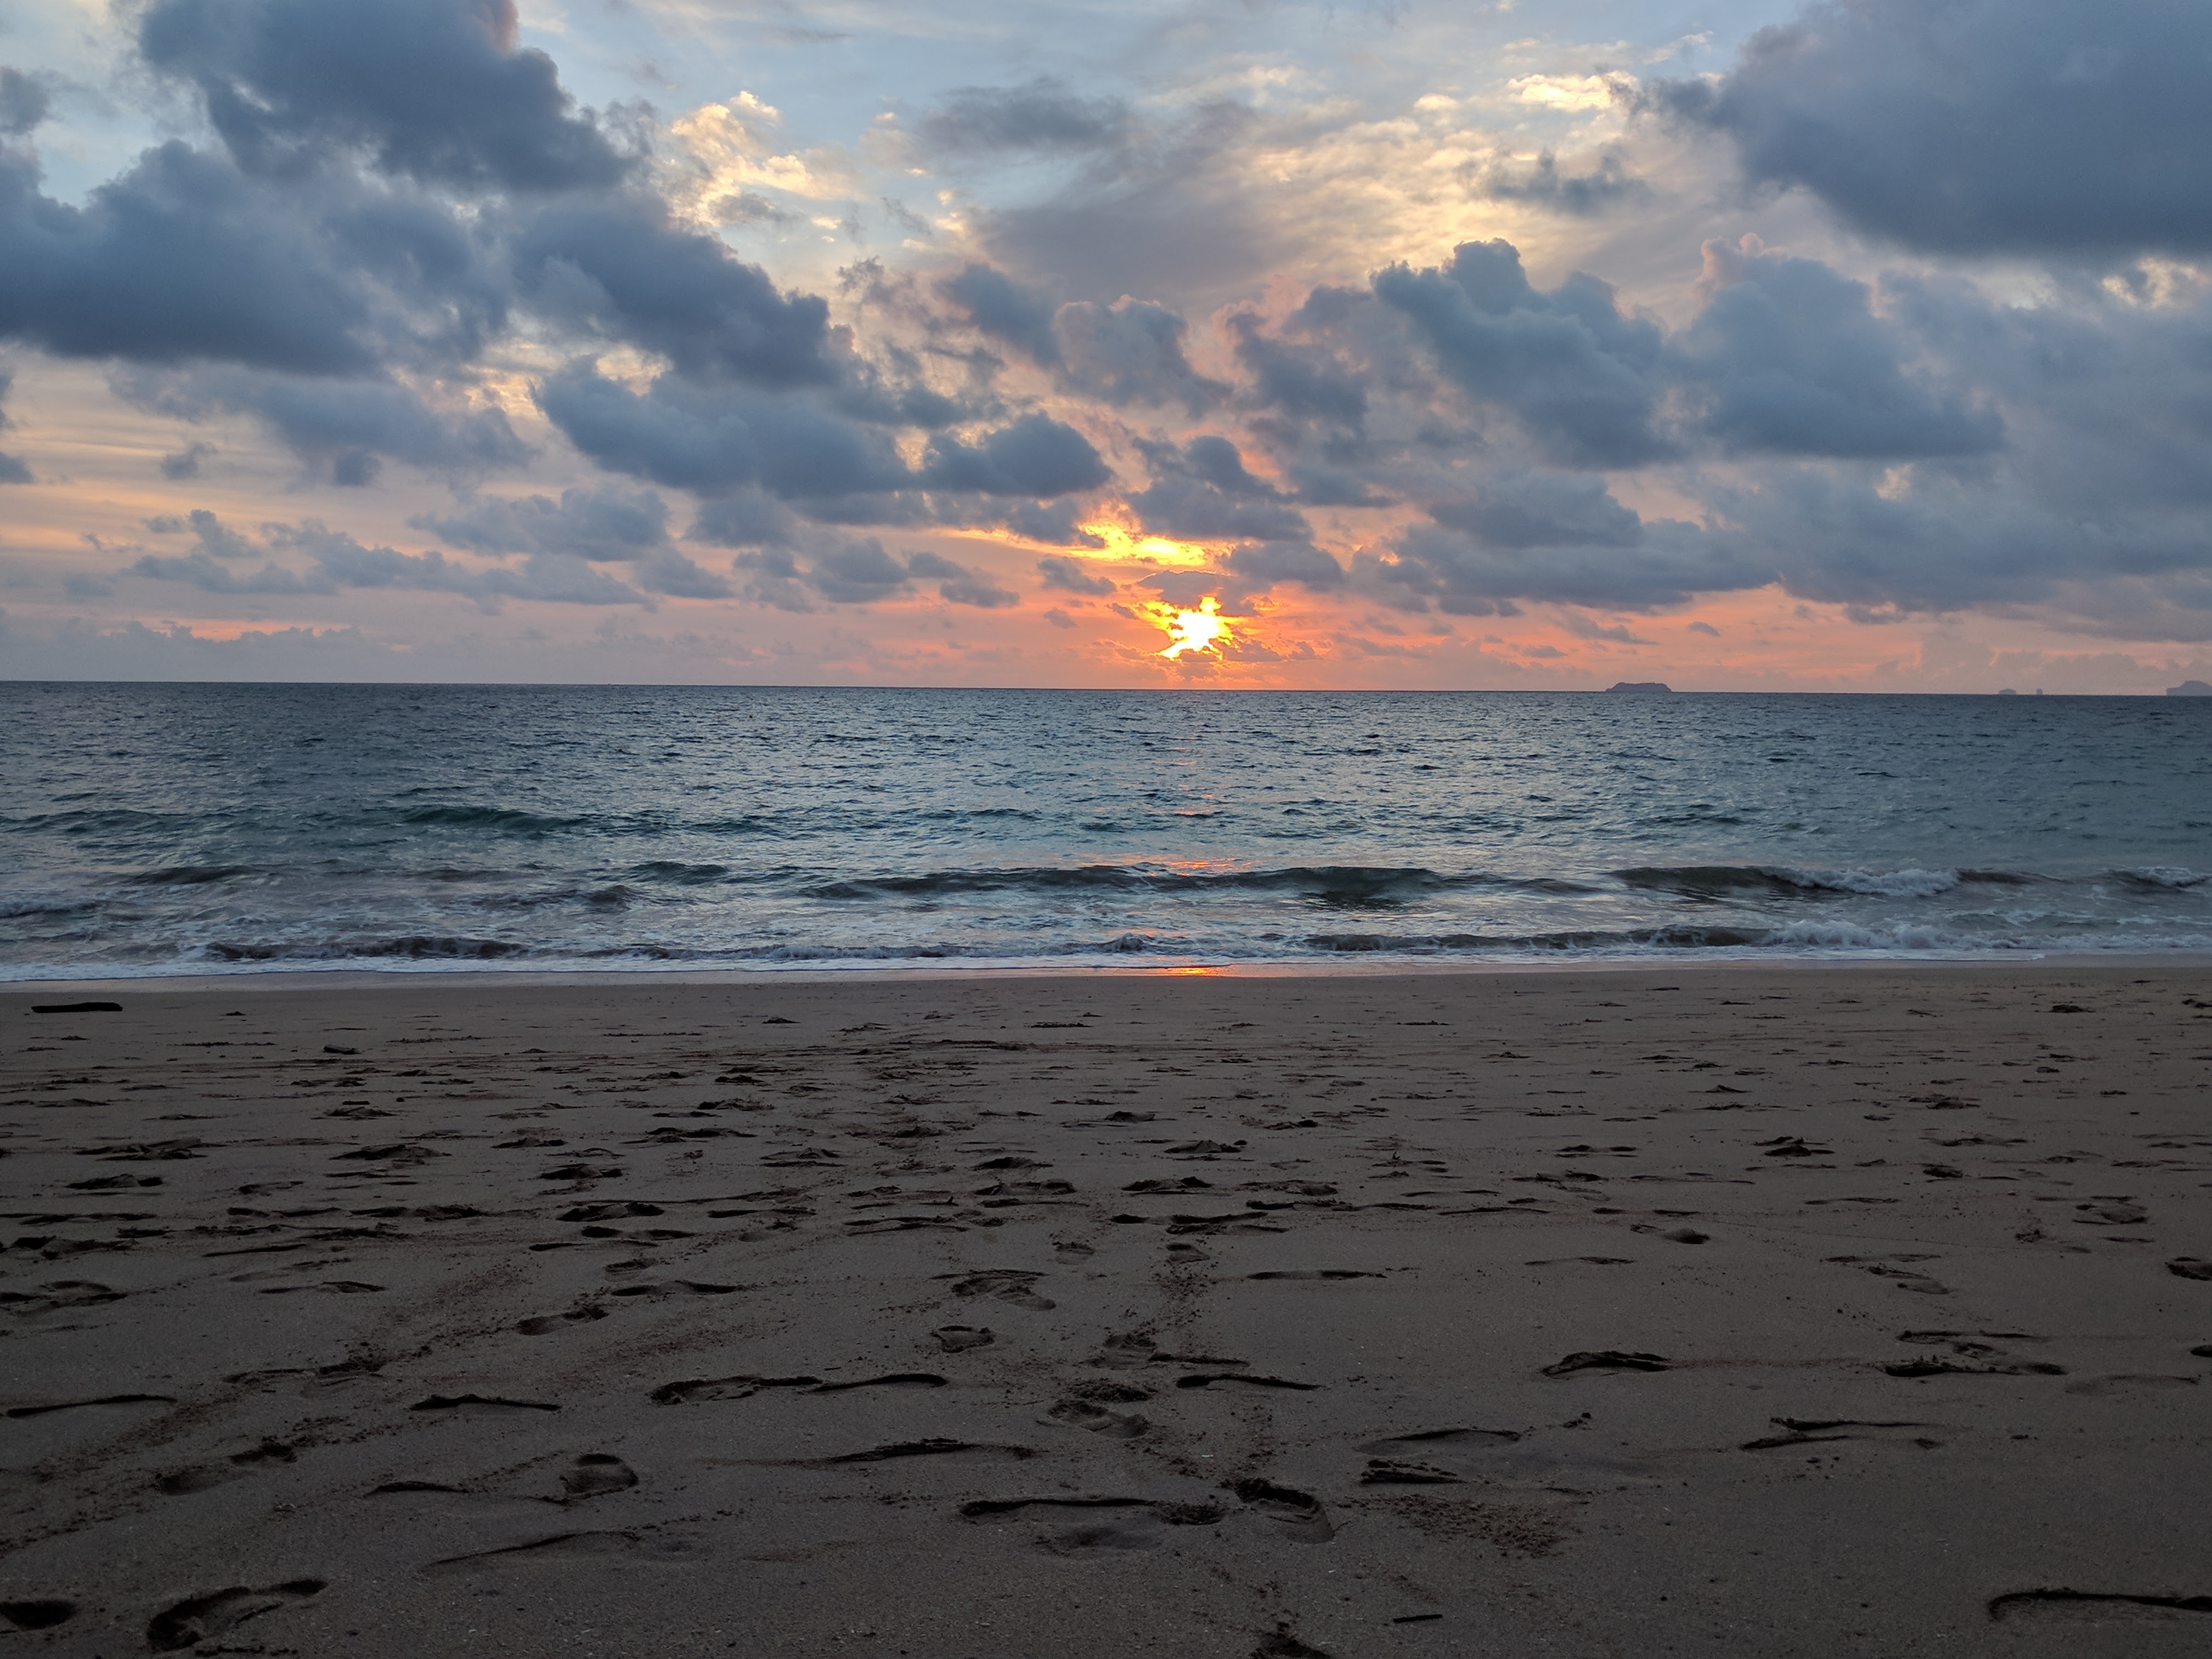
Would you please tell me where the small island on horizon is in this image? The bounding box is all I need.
[2169,680,2212,696]
[1605,681,1675,693]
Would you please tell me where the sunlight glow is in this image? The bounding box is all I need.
[1079,522,1215,567]
[1158,596,1232,659]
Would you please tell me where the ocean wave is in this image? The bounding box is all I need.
[0,896,103,921]
[1612,864,2036,900]
[802,864,1600,904]
[121,864,259,887]
[2112,866,2208,890]
[206,934,529,961]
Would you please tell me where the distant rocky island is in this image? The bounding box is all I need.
[2168,680,2212,696]
[1605,681,1674,693]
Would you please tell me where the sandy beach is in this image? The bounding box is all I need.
[3,962,2209,1656]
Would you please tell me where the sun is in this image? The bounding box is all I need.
[1158,596,1231,659]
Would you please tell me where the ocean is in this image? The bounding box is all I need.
[4,682,2208,980]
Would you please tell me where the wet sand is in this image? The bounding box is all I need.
[3,963,2210,1656]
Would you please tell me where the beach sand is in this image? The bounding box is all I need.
[2,963,2209,1656]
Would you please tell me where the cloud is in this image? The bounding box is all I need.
[1037,554,1115,595]
[0,69,52,137]
[907,550,1018,607]
[919,413,1111,496]
[1655,0,2212,256]
[119,364,528,482]
[129,548,335,594]
[939,264,1059,365]
[733,538,1017,608]
[512,199,836,387]
[122,510,675,607]
[0,142,453,375]
[1679,239,2002,459]
[1427,472,1644,549]
[411,486,672,561]
[1220,539,1345,590]
[916,78,1131,155]
[533,362,909,499]
[1055,297,1226,412]
[1126,436,1311,542]
[1468,149,1650,216]
[408,483,733,596]
[160,441,216,479]
[137,0,631,192]
[0,368,30,483]
[144,508,258,558]
[1374,240,1673,468]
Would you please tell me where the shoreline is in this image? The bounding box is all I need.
[10,947,2212,996]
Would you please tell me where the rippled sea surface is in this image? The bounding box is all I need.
[5,682,2209,979]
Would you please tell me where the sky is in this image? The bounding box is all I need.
[3,0,2212,690]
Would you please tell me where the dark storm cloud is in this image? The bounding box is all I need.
[917,78,1131,155]
[1367,516,1769,613]
[906,550,1019,608]
[1056,298,1226,413]
[0,143,424,374]
[533,363,911,500]
[938,264,1060,365]
[1655,0,2212,256]
[686,489,799,549]
[1468,149,1649,217]
[409,484,740,595]
[513,200,835,387]
[920,414,1111,496]
[1226,310,1369,433]
[1679,242,2002,459]
[410,486,670,562]
[539,362,1110,520]
[1001,499,1104,548]
[1427,472,1643,550]
[735,539,1018,610]
[1126,436,1311,543]
[1218,539,1346,590]
[0,69,52,137]
[1373,241,1673,470]
[137,0,631,191]
[116,365,528,483]
[1036,554,1115,595]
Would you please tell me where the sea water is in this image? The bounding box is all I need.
[4,682,2208,979]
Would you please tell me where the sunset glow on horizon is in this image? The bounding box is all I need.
[0,0,2208,693]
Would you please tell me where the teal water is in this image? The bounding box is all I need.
[4,684,2208,978]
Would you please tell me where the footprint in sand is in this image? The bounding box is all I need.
[0,1601,75,1632]
[1543,1351,1670,1376]
[1234,1478,1333,1543]
[961,1495,1225,1552]
[155,1440,296,1495]
[933,1324,994,1352]
[146,1579,325,1652]
[940,1269,1056,1310]
[517,1304,610,1336]
[560,1454,637,1500]
[1047,1399,1149,1438]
